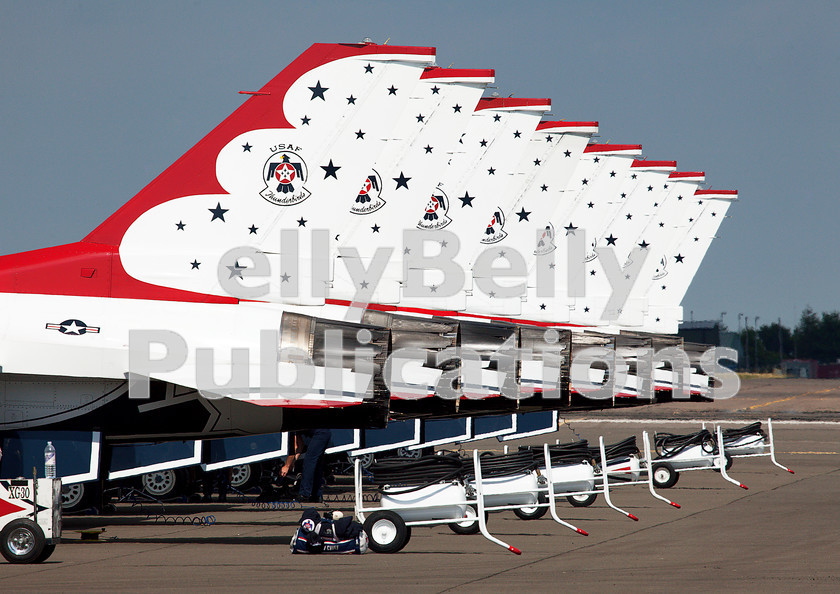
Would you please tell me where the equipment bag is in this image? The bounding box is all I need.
[290,508,368,554]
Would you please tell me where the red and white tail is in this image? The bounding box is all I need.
[0,43,435,304]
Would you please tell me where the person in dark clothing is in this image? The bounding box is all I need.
[281,428,331,502]
[202,468,230,502]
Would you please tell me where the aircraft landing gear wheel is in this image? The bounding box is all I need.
[353,453,375,470]
[449,505,485,535]
[363,511,409,553]
[1,519,46,564]
[61,482,95,513]
[141,469,179,498]
[397,447,422,459]
[230,464,259,491]
[652,463,679,488]
[567,492,598,507]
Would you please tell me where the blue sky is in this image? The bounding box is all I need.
[1,1,838,329]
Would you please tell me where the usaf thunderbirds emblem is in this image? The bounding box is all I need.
[480,208,508,244]
[417,189,452,230]
[585,239,598,263]
[534,223,556,255]
[652,255,669,280]
[46,319,100,335]
[351,170,385,214]
[261,151,311,206]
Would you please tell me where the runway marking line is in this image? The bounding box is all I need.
[784,451,839,455]
[744,387,838,410]
[563,418,840,425]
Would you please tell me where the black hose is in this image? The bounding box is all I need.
[369,453,465,494]
[588,436,639,461]
[654,430,716,458]
[722,422,765,443]
[520,440,593,466]
[462,450,538,480]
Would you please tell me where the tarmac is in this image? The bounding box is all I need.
[2,377,839,592]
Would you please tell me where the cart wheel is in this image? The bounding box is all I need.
[449,505,484,535]
[363,511,408,553]
[513,493,548,520]
[1,519,46,564]
[714,454,734,472]
[567,492,598,507]
[652,463,679,488]
[513,504,548,520]
[34,543,57,563]
[399,526,411,552]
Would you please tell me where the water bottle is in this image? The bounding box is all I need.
[44,441,56,479]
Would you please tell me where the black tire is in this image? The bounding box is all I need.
[1,519,46,564]
[363,511,408,554]
[567,492,598,507]
[714,454,734,472]
[513,493,549,520]
[449,506,484,535]
[140,469,181,499]
[352,453,375,470]
[34,543,57,563]
[61,482,95,513]
[513,504,548,520]
[398,526,411,552]
[652,463,679,489]
[396,447,423,459]
[229,464,260,492]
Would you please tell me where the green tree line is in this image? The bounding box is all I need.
[735,307,840,371]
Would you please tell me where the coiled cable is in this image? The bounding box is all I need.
[520,440,592,466]
[588,436,639,461]
[654,429,716,458]
[369,453,464,494]
[462,450,538,480]
[146,514,216,526]
[722,422,765,443]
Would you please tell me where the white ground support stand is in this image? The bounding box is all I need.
[652,418,793,490]
[468,448,589,541]
[720,418,795,475]
[533,433,681,520]
[715,426,749,490]
[354,450,596,555]
[650,430,728,489]
[0,478,62,564]
[354,457,524,554]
